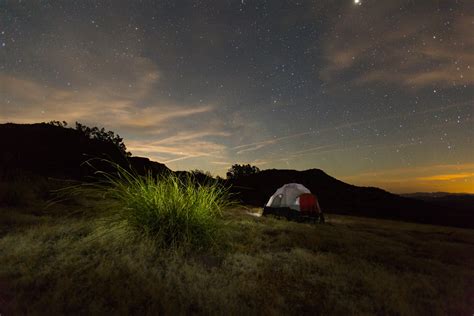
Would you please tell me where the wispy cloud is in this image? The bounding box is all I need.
[341,163,474,193]
[0,73,215,133]
[126,130,230,164]
[232,131,314,154]
[210,161,233,166]
[0,66,232,169]
[321,2,474,88]
[228,99,471,159]
[344,163,474,180]
[150,131,231,145]
[416,173,474,182]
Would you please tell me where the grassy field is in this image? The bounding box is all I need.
[0,179,473,315]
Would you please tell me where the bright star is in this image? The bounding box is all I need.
[354,0,362,5]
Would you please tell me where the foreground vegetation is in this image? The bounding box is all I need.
[1,178,474,314]
[63,166,231,249]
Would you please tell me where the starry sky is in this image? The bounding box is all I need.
[1,0,473,193]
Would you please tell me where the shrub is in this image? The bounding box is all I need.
[73,164,232,249]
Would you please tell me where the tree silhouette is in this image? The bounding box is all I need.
[226,164,260,179]
[47,120,68,128]
[74,122,131,157]
[190,169,213,178]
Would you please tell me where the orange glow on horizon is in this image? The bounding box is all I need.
[342,165,474,194]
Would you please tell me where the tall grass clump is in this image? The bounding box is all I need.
[81,163,232,249]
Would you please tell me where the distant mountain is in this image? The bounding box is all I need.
[401,192,474,215]
[0,123,169,179]
[227,169,474,228]
[402,192,474,199]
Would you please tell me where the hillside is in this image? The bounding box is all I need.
[0,123,169,179]
[402,192,474,211]
[228,169,474,228]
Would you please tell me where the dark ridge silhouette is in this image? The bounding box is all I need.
[0,123,169,179]
[127,156,170,176]
[227,169,474,228]
[1,122,472,228]
[402,192,474,198]
[402,192,474,214]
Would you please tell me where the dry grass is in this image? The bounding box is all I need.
[0,185,473,314]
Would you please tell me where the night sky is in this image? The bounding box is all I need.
[1,0,473,193]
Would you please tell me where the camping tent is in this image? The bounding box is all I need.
[265,183,310,210]
[263,183,324,222]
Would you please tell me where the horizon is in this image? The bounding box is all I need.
[7,120,474,195]
[1,1,473,193]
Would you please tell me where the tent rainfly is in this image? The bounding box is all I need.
[263,183,324,223]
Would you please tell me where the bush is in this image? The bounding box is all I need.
[75,164,231,249]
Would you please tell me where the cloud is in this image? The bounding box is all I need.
[228,98,472,161]
[343,163,474,181]
[148,130,231,145]
[0,73,214,132]
[233,131,314,154]
[210,161,232,166]
[235,141,276,154]
[341,163,474,193]
[0,68,229,168]
[321,1,474,88]
[416,173,474,182]
[126,130,230,164]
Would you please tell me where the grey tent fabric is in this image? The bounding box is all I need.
[265,183,311,211]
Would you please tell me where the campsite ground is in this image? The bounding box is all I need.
[0,180,474,315]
